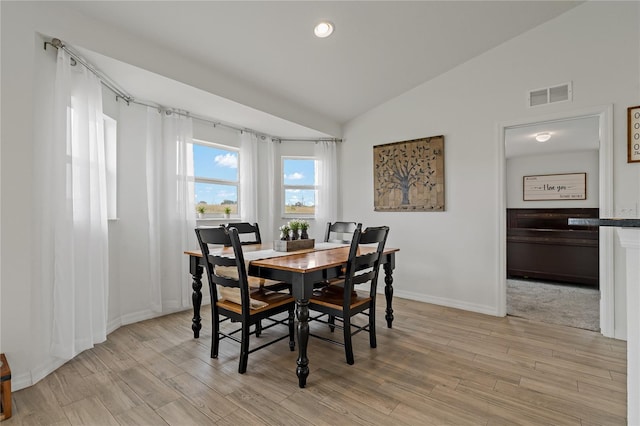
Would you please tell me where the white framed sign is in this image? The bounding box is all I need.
[523,173,586,201]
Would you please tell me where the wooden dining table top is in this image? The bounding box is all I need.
[184,243,399,273]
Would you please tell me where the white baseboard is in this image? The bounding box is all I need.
[107,298,212,333]
[390,288,500,317]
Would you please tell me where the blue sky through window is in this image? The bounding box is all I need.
[194,144,238,205]
[194,144,238,181]
[283,158,316,208]
[195,182,238,205]
[283,158,315,186]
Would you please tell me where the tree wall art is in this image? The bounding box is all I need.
[373,135,444,211]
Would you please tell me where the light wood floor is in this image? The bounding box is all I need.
[4,298,626,425]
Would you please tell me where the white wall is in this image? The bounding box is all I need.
[506,150,599,209]
[340,1,639,324]
[2,2,42,387]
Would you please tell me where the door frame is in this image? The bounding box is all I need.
[496,104,614,337]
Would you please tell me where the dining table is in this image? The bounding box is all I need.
[184,242,399,388]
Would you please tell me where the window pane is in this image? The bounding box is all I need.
[283,158,315,185]
[193,144,238,181]
[195,182,238,214]
[284,189,315,215]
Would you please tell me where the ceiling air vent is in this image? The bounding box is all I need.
[528,82,572,107]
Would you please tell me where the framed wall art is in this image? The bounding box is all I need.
[628,105,640,163]
[373,135,444,211]
[523,173,586,201]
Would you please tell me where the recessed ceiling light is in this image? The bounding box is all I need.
[314,21,334,38]
[535,132,551,142]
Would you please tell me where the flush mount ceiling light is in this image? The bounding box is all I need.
[535,132,551,142]
[314,21,334,38]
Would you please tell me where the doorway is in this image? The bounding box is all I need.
[497,105,614,336]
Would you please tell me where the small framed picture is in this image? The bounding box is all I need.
[628,105,640,163]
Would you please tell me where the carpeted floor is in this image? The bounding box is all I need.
[507,279,600,331]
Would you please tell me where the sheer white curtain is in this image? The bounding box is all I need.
[263,137,277,240]
[314,141,338,240]
[145,108,163,312]
[240,132,258,223]
[146,108,196,310]
[43,49,109,359]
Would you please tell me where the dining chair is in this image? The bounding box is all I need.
[224,221,290,337]
[324,221,359,243]
[195,226,295,374]
[224,222,261,245]
[309,224,390,365]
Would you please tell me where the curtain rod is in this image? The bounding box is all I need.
[132,99,340,143]
[44,38,133,104]
[44,37,342,143]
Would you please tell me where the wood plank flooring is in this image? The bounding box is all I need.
[4,298,626,425]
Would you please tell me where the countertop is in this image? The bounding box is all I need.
[568,218,640,228]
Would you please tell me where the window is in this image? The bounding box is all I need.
[193,140,239,217]
[282,157,316,216]
[67,108,117,220]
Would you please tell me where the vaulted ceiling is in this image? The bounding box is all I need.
[64,1,582,138]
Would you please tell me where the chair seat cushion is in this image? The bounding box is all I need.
[215,266,288,290]
[218,287,268,309]
[310,284,371,309]
[217,287,294,314]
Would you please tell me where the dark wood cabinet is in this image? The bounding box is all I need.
[506,208,599,287]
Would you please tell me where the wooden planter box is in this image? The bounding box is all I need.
[273,238,315,252]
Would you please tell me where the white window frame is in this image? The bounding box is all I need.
[281,156,317,218]
[193,138,240,218]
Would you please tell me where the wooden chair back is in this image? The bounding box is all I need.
[324,221,359,243]
[195,226,252,312]
[224,222,261,245]
[342,225,390,305]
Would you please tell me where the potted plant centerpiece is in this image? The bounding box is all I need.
[300,220,310,239]
[288,220,301,240]
[223,206,231,219]
[273,220,314,251]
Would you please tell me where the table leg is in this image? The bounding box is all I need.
[190,257,203,339]
[296,299,310,388]
[384,263,394,328]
